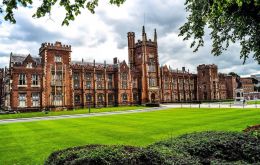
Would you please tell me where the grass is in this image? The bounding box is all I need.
[247,100,260,105]
[0,106,145,120]
[0,108,260,164]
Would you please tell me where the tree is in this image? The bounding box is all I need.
[179,0,260,64]
[228,72,240,77]
[0,0,125,25]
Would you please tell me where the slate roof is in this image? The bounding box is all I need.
[10,54,41,65]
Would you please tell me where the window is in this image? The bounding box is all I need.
[148,58,156,72]
[86,81,91,89]
[26,63,32,68]
[85,73,92,80]
[122,82,127,89]
[74,95,80,104]
[55,55,62,62]
[122,93,127,101]
[108,82,113,89]
[202,71,205,77]
[108,93,114,103]
[19,74,26,85]
[52,95,62,106]
[86,93,92,101]
[51,73,63,86]
[133,78,137,88]
[149,78,156,87]
[96,73,103,81]
[32,74,39,86]
[73,73,80,88]
[32,93,39,107]
[97,82,103,89]
[108,74,113,81]
[97,94,104,102]
[121,73,127,80]
[164,82,169,89]
[19,94,26,107]
[121,73,128,89]
[133,93,138,102]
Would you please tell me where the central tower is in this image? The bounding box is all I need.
[128,26,161,103]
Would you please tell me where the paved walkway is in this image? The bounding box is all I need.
[0,103,259,124]
[163,103,259,109]
[0,107,169,124]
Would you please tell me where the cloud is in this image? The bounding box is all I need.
[0,0,258,76]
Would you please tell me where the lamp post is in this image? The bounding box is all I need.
[88,85,91,114]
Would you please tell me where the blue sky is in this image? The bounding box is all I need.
[0,0,259,76]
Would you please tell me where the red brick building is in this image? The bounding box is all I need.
[0,26,254,111]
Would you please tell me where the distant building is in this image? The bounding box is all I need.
[0,26,256,111]
[242,75,260,100]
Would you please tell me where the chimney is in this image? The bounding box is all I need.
[113,57,118,64]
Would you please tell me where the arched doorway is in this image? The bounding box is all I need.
[151,93,156,103]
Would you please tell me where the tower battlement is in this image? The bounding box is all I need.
[39,41,71,53]
[197,64,218,70]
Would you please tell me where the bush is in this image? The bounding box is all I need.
[45,132,260,165]
[45,145,166,165]
[150,131,260,164]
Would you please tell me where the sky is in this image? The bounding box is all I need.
[0,0,259,76]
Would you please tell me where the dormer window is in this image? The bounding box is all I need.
[55,55,62,62]
[26,63,32,68]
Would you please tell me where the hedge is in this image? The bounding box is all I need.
[45,131,260,165]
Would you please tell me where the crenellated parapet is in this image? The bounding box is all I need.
[39,41,71,53]
[197,64,218,70]
[135,39,157,47]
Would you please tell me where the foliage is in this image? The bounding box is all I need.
[151,131,260,164]
[179,0,260,64]
[0,0,125,25]
[244,124,260,138]
[45,131,260,164]
[228,72,240,77]
[45,145,165,165]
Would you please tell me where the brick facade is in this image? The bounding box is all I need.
[0,26,256,111]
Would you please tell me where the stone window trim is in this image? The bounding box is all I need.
[18,93,26,107]
[86,93,92,102]
[18,73,27,86]
[55,55,62,63]
[32,74,40,86]
[74,95,81,104]
[32,93,40,107]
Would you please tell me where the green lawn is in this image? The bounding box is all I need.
[247,100,260,104]
[0,106,145,120]
[0,108,259,164]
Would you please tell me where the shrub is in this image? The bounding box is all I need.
[150,131,260,164]
[45,144,166,165]
[45,131,260,165]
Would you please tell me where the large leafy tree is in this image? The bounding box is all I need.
[0,0,125,25]
[179,0,260,64]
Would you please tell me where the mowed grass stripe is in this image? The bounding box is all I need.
[0,108,259,164]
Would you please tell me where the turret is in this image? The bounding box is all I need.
[127,32,135,68]
[154,29,157,43]
[142,26,147,42]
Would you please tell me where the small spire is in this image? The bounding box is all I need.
[142,26,147,41]
[154,29,157,42]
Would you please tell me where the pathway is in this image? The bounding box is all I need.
[0,103,259,124]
